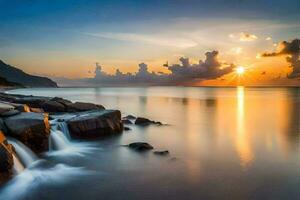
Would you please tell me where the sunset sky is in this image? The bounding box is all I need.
[0,0,300,86]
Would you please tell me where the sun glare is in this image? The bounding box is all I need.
[236,66,245,75]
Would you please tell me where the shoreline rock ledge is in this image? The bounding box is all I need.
[65,110,123,139]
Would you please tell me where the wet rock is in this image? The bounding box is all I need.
[128,142,154,151]
[66,102,105,112]
[66,110,122,139]
[41,100,65,113]
[124,115,136,120]
[124,126,131,131]
[154,150,169,156]
[13,96,49,108]
[0,102,14,114]
[51,97,72,106]
[4,112,50,153]
[135,117,162,126]
[0,131,14,179]
[122,119,133,124]
[30,107,44,113]
[0,109,20,117]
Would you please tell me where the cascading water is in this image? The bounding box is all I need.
[8,139,37,168]
[48,119,98,156]
[57,122,71,139]
[49,120,71,151]
[12,155,24,174]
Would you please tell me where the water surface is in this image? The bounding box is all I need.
[3,86,300,200]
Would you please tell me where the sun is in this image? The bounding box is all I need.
[236,66,245,75]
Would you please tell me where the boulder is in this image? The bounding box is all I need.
[41,100,65,113]
[13,96,49,108]
[122,119,133,124]
[66,102,105,112]
[0,102,14,114]
[0,109,20,117]
[0,131,14,179]
[154,150,169,156]
[51,97,72,106]
[4,112,50,153]
[128,142,154,151]
[135,117,162,126]
[66,110,122,139]
[123,115,136,120]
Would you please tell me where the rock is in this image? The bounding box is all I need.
[66,102,105,112]
[124,115,136,120]
[30,107,44,113]
[66,110,122,139]
[0,109,20,117]
[41,100,65,113]
[153,150,169,156]
[134,117,162,126]
[128,142,154,151]
[0,102,14,114]
[122,119,133,124]
[0,131,14,175]
[4,112,50,153]
[13,96,49,108]
[124,126,131,131]
[51,97,72,106]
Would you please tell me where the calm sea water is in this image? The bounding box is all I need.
[3,86,300,200]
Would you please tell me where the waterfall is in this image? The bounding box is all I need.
[8,139,37,168]
[57,122,71,140]
[49,121,71,151]
[12,155,24,174]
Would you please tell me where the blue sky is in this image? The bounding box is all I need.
[0,0,299,83]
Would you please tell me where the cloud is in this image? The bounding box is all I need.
[239,32,258,41]
[80,50,234,86]
[266,37,272,41]
[261,38,300,78]
[84,32,198,48]
[229,32,258,42]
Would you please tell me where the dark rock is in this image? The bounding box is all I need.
[4,112,50,153]
[66,110,122,139]
[30,107,44,113]
[51,97,72,106]
[41,100,65,113]
[128,142,154,151]
[0,102,14,114]
[154,150,169,156]
[13,96,49,108]
[124,115,136,120]
[66,102,105,112]
[0,109,20,117]
[124,126,131,131]
[0,131,14,175]
[135,117,162,126]
[122,119,133,124]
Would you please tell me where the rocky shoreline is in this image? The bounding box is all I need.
[0,92,126,183]
[0,91,166,184]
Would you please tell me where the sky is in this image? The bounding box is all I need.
[0,0,300,86]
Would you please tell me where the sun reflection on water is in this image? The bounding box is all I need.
[235,86,254,169]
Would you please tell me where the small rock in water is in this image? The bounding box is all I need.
[124,115,136,120]
[135,117,162,126]
[122,119,133,124]
[153,150,169,156]
[124,126,131,131]
[128,142,153,151]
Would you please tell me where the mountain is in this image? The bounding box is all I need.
[0,60,57,87]
[0,76,22,87]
